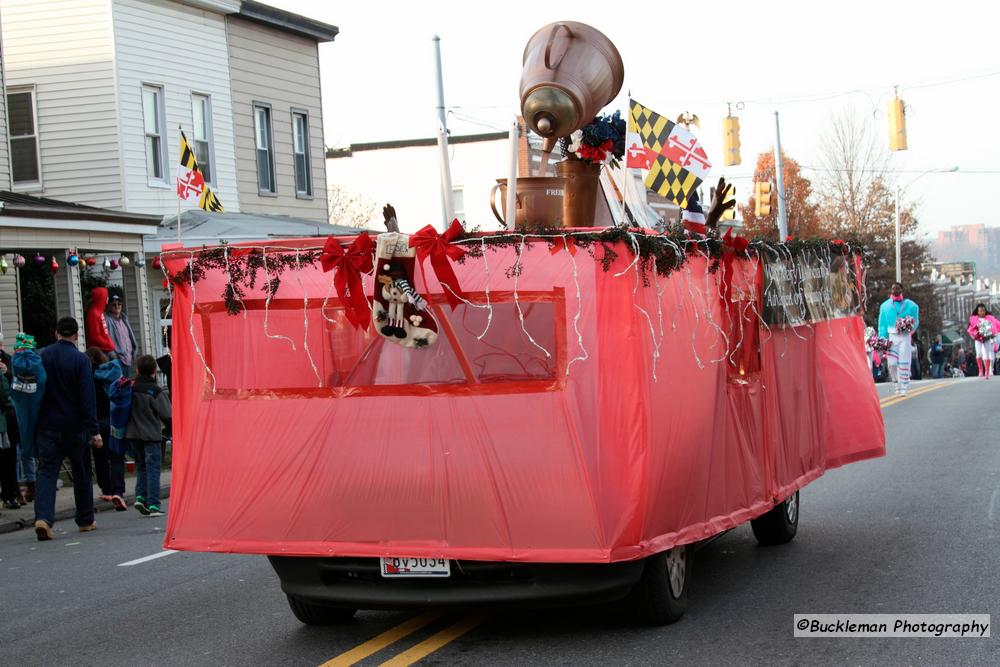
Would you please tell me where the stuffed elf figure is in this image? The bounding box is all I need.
[372,233,438,349]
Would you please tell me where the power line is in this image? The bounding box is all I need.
[645,68,1000,109]
[798,166,999,175]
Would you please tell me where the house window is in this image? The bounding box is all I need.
[451,186,465,221]
[191,93,214,184]
[142,85,167,181]
[292,111,311,196]
[253,103,275,193]
[7,87,40,186]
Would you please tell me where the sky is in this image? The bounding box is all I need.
[267,0,999,240]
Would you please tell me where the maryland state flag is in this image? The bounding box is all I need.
[176,131,223,212]
[629,99,712,208]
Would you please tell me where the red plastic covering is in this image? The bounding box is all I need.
[162,238,884,562]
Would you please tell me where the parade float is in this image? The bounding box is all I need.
[159,22,884,625]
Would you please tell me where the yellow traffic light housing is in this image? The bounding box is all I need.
[755,181,772,217]
[723,115,741,167]
[722,185,736,221]
[888,95,907,151]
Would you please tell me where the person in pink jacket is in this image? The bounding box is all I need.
[967,303,1000,378]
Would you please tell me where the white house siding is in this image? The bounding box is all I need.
[226,16,327,222]
[112,0,238,216]
[326,139,510,234]
[0,266,19,348]
[0,0,122,208]
[0,19,11,190]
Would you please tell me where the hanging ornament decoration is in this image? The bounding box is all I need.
[110,258,120,270]
[0,256,8,275]
[34,253,45,266]
[50,256,60,274]
[13,254,26,268]
[152,256,162,270]
[134,255,146,268]
[67,253,80,267]
[103,257,112,270]
[162,278,169,289]
[84,255,96,266]
[119,255,132,268]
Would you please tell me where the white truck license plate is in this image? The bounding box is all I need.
[380,557,451,578]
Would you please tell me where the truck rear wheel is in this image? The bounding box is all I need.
[751,490,799,545]
[286,594,357,625]
[626,545,691,625]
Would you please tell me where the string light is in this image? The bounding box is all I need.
[261,245,296,351]
[187,251,217,394]
[294,249,322,387]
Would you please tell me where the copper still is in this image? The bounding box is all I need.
[555,159,601,228]
[490,177,565,227]
[519,22,625,150]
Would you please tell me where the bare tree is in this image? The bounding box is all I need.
[816,111,916,243]
[815,111,939,335]
[328,184,380,229]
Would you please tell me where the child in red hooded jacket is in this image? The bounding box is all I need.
[85,287,115,354]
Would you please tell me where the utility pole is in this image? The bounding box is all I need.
[894,166,958,283]
[433,35,455,227]
[773,111,788,240]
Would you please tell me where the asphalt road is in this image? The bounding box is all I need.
[1,376,996,666]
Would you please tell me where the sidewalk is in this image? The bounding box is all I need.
[0,470,172,534]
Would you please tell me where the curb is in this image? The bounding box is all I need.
[0,484,171,535]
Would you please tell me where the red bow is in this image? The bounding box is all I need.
[722,228,749,253]
[320,233,374,329]
[409,219,467,309]
[550,236,578,256]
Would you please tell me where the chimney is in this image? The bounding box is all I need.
[517,117,532,177]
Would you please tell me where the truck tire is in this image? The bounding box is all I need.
[286,595,357,625]
[626,545,691,626]
[751,490,799,546]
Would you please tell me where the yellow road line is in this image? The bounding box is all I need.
[879,383,938,405]
[320,612,441,667]
[378,614,487,666]
[880,381,952,408]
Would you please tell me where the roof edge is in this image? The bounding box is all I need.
[237,0,339,42]
[1,203,162,225]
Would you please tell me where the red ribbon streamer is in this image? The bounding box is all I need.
[409,219,467,309]
[320,233,374,329]
[721,229,749,304]
[683,220,707,237]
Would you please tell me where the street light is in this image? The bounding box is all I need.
[895,166,960,282]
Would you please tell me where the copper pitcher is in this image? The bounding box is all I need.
[520,22,624,145]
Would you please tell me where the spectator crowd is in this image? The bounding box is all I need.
[1,291,171,541]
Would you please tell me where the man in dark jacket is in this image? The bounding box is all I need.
[33,317,102,541]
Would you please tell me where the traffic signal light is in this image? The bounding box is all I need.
[722,185,736,221]
[754,181,772,217]
[888,95,907,151]
[723,114,741,167]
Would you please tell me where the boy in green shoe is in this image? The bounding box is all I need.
[126,355,170,517]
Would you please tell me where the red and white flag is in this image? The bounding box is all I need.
[662,124,712,181]
[625,131,655,170]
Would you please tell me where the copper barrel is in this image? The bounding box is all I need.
[490,177,565,227]
[519,22,624,142]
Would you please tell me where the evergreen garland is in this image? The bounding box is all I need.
[165,233,866,316]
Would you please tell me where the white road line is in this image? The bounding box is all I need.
[117,550,178,567]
